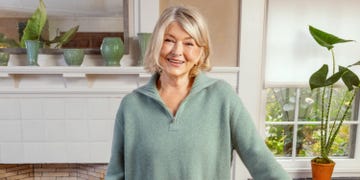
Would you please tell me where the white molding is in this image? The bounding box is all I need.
[0,66,239,74]
[0,66,240,97]
[133,0,159,35]
[236,0,267,179]
[0,89,131,97]
[0,66,146,74]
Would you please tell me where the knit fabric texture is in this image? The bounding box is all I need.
[106,72,291,180]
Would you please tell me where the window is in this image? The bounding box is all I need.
[261,0,360,176]
[265,87,358,159]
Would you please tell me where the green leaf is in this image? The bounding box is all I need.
[325,70,344,86]
[340,66,360,90]
[309,25,353,50]
[348,60,360,68]
[49,25,79,48]
[310,65,329,90]
[309,65,346,90]
[20,0,47,47]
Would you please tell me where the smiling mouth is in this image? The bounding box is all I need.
[167,58,185,64]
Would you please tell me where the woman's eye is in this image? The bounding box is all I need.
[185,42,194,46]
[164,39,174,43]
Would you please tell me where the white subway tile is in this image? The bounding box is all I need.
[65,100,87,120]
[22,120,46,141]
[87,99,112,119]
[0,143,24,163]
[65,120,89,141]
[89,120,114,141]
[0,121,22,142]
[89,142,111,163]
[109,98,122,119]
[0,99,20,120]
[20,99,43,120]
[44,143,67,162]
[43,98,65,120]
[23,143,45,163]
[67,143,90,162]
[46,120,66,141]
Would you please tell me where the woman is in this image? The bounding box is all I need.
[106,6,290,180]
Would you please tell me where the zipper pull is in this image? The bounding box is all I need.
[169,117,179,131]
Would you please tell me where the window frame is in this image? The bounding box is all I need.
[265,87,358,158]
[237,0,360,178]
[259,84,360,177]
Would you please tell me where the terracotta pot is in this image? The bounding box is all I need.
[311,160,335,180]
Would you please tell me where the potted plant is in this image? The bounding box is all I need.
[19,0,79,48]
[308,25,360,179]
[0,0,78,49]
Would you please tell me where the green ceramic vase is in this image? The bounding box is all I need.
[0,52,10,66]
[137,33,152,66]
[100,37,124,66]
[25,40,40,66]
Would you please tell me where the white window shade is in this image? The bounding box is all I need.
[265,0,360,87]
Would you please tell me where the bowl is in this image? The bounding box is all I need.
[63,49,85,66]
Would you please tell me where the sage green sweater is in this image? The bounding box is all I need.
[106,73,290,180]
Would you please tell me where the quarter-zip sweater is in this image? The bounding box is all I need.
[106,73,290,180]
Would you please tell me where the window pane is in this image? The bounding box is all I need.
[298,88,320,121]
[265,125,293,157]
[266,88,297,122]
[296,125,320,157]
[296,125,352,157]
[330,124,352,157]
[299,87,354,121]
[265,87,358,158]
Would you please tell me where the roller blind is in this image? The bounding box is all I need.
[264,0,360,87]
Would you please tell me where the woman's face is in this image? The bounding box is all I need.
[159,22,203,79]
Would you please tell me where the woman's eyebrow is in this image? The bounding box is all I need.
[164,33,193,40]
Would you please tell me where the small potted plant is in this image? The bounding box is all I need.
[308,25,360,179]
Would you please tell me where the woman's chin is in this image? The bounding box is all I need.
[161,69,189,78]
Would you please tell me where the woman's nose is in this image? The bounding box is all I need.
[171,42,183,56]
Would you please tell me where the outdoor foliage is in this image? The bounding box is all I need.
[265,87,352,158]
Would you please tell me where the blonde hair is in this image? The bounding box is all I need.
[143,6,212,77]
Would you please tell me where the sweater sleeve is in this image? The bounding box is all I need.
[105,99,126,180]
[230,94,291,180]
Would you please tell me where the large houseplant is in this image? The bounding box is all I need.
[308,25,360,179]
[20,0,79,48]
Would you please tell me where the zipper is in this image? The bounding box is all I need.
[143,85,195,132]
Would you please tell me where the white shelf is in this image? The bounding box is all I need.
[0,66,240,96]
[0,66,146,75]
[0,66,239,74]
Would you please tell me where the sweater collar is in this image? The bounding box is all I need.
[135,72,218,100]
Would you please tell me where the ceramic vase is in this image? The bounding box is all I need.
[137,33,152,66]
[63,49,85,66]
[0,52,10,66]
[100,37,124,66]
[25,40,40,66]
